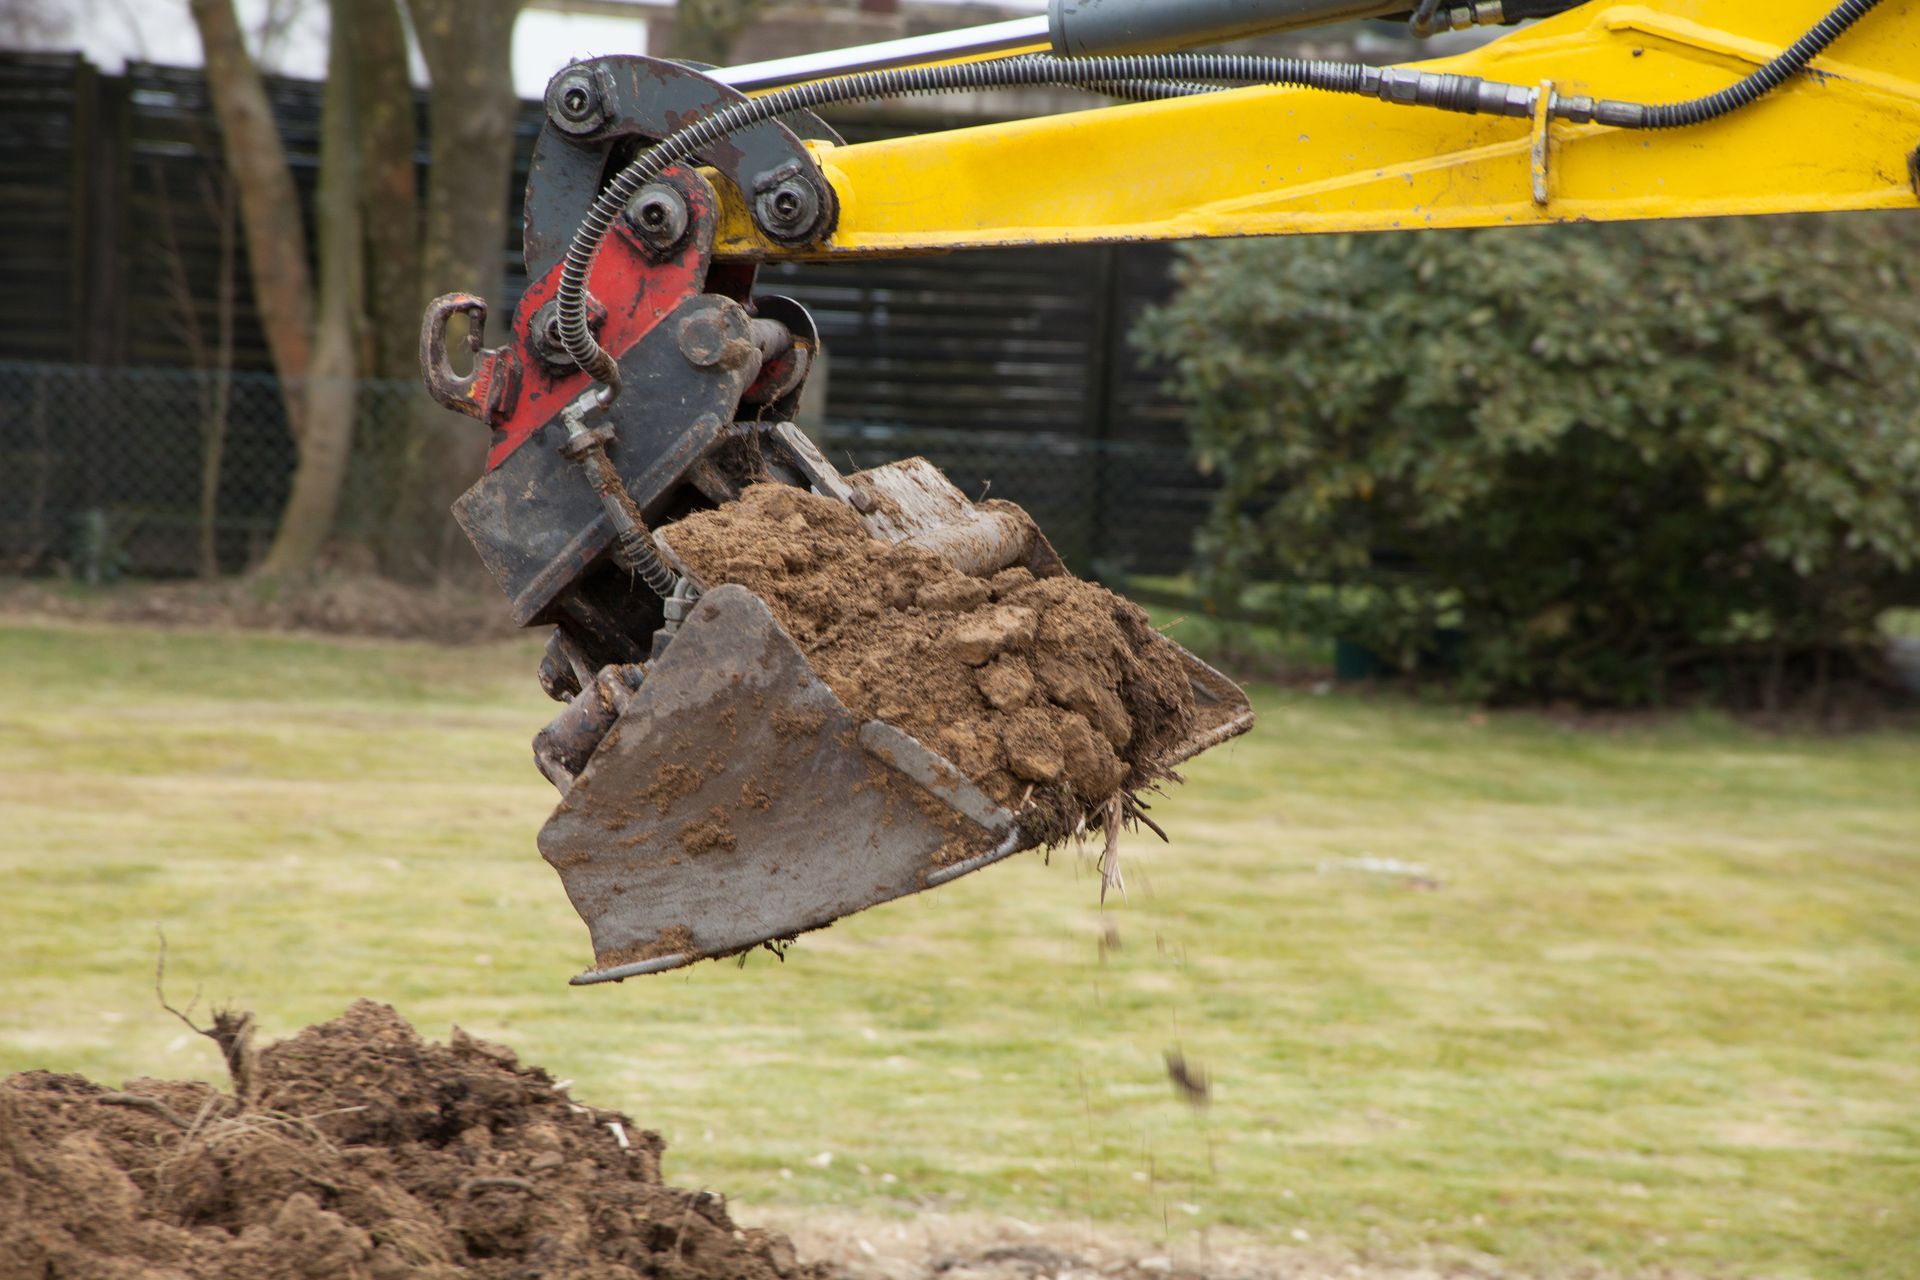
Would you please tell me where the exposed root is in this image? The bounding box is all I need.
[1098,794,1126,905]
[95,1092,190,1129]
[153,928,257,1101]
[462,1176,538,1196]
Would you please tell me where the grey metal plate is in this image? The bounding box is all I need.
[540,584,1021,983]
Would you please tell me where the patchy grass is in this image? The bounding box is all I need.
[1,620,1916,1278]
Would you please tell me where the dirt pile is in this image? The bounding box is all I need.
[0,1001,816,1280]
[663,483,1196,834]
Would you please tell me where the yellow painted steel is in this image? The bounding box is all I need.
[711,0,1920,259]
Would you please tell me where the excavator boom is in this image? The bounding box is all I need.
[711,0,1920,258]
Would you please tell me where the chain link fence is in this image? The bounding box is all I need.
[0,360,1211,583]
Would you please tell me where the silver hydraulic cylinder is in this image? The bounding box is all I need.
[1049,0,1410,56]
[715,0,1411,91]
[712,16,1049,91]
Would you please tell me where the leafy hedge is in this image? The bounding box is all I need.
[1136,215,1920,705]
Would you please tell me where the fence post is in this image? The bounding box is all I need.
[1079,244,1123,576]
[71,58,130,367]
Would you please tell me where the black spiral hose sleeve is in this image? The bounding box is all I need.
[614,525,681,600]
[1608,0,1883,129]
[554,52,1379,391]
[1081,78,1228,101]
[575,438,680,599]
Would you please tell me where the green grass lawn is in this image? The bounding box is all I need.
[1,618,1916,1278]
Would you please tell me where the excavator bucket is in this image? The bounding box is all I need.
[540,459,1253,983]
[423,51,1269,982]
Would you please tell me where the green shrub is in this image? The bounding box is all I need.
[1136,215,1920,705]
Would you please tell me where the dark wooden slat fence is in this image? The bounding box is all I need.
[0,53,1214,578]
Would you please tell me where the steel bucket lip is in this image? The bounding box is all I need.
[573,953,691,983]
[572,824,1027,984]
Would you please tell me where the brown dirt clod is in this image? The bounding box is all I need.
[663,483,1196,833]
[0,1001,816,1279]
[915,577,991,614]
[645,761,705,815]
[976,654,1035,712]
[677,807,737,855]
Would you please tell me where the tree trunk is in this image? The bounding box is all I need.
[188,0,312,442]
[347,0,418,383]
[345,0,423,570]
[669,0,768,66]
[197,178,238,578]
[405,0,525,579]
[255,3,362,578]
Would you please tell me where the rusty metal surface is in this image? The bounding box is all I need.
[532,664,645,795]
[451,293,762,629]
[523,56,837,281]
[420,293,521,425]
[541,585,1020,983]
[487,165,722,470]
[740,296,819,417]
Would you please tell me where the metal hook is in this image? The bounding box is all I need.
[421,293,521,423]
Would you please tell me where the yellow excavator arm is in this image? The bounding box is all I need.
[708,0,1920,257]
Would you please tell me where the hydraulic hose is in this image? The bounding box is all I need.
[554,51,1381,393]
[1596,0,1884,129]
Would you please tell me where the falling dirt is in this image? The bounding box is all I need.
[0,1001,816,1280]
[663,483,1196,837]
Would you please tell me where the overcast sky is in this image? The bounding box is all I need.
[43,0,1045,96]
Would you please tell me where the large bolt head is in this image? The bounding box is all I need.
[677,307,752,370]
[528,297,605,373]
[545,66,609,136]
[624,183,690,252]
[753,177,823,242]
